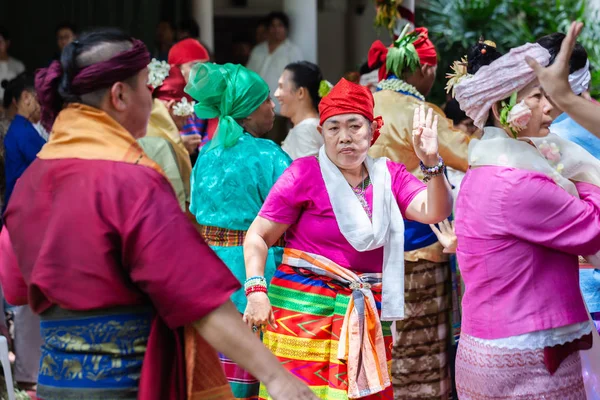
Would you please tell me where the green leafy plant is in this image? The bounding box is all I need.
[386,24,421,75]
[416,0,600,105]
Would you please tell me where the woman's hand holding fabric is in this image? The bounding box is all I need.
[430,219,457,254]
[412,104,440,166]
[243,291,277,335]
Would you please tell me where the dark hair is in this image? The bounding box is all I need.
[536,32,587,74]
[58,28,135,105]
[359,61,378,75]
[257,18,268,28]
[0,26,10,42]
[466,39,502,126]
[444,98,468,126]
[265,12,290,31]
[178,18,200,38]
[55,21,78,36]
[285,61,323,111]
[2,73,34,109]
[466,40,502,74]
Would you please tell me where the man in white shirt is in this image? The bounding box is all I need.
[0,27,25,104]
[247,12,303,116]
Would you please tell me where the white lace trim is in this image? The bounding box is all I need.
[470,322,592,350]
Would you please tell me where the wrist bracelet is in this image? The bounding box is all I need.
[244,276,267,288]
[245,285,268,296]
[419,156,445,183]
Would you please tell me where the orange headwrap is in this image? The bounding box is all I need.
[368,27,437,81]
[318,78,384,145]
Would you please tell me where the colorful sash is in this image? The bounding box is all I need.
[38,306,153,400]
[282,249,389,399]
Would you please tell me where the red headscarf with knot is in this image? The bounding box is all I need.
[153,65,193,102]
[168,39,209,66]
[368,27,437,81]
[318,78,384,145]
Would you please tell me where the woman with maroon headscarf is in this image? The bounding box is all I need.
[243,78,452,399]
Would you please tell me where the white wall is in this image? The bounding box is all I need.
[285,0,318,63]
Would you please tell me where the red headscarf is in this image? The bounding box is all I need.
[153,65,192,102]
[368,27,437,81]
[168,39,209,66]
[318,78,384,145]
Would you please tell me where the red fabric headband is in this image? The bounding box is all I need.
[318,78,384,145]
[36,39,150,131]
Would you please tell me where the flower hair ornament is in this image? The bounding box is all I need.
[147,58,170,89]
[318,80,334,98]
[499,91,532,139]
[445,56,469,96]
[172,97,196,117]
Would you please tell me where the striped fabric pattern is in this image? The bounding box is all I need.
[259,264,393,400]
[218,353,259,399]
[199,225,285,248]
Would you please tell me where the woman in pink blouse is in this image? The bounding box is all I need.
[451,35,600,399]
[242,78,452,399]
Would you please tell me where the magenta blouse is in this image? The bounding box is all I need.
[259,156,425,273]
[456,166,600,339]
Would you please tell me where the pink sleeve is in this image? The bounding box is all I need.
[503,174,600,255]
[0,229,28,306]
[388,160,426,216]
[259,158,307,224]
[122,174,240,329]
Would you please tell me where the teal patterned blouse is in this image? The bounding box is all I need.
[190,132,292,312]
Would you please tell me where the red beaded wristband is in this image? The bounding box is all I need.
[245,285,268,296]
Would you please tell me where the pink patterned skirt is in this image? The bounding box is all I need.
[456,334,586,400]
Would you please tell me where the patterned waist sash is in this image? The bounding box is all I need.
[38,305,153,400]
[199,225,285,247]
[282,248,390,399]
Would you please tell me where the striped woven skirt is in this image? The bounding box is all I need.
[456,334,586,399]
[259,264,393,400]
[392,260,452,399]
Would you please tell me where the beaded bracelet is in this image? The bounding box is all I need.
[419,156,445,183]
[245,285,268,296]
[244,276,267,290]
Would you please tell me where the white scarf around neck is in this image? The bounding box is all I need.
[318,146,405,321]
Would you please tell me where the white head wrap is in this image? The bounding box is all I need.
[454,43,551,129]
[568,60,591,95]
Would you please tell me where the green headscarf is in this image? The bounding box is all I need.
[184,63,269,152]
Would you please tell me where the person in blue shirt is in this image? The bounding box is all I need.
[3,74,46,213]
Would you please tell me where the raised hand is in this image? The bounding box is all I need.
[526,21,584,100]
[412,104,440,166]
[429,219,457,254]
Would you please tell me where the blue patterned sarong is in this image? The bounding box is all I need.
[37,306,153,400]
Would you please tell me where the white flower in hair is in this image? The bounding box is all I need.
[147,58,170,88]
[173,97,196,117]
